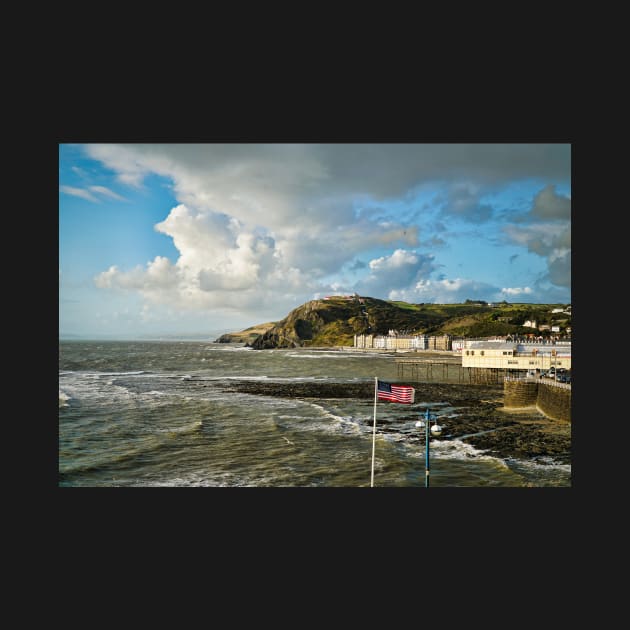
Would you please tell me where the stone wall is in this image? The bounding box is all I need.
[536,382,571,422]
[504,379,571,422]
[504,380,539,408]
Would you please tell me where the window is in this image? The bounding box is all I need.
[465,351,469,356]
[529,361,536,365]
[480,351,484,356]
[508,360,518,364]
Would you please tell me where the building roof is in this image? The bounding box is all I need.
[468,341,517,350]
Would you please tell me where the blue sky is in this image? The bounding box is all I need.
[59,143,571,338]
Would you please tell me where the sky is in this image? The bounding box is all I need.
[59,143,571,339]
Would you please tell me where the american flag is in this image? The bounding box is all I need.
[377,380,415,404]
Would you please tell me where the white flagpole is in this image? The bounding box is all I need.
[371,376,378,487]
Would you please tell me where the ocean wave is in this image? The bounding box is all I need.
[137,470,278,487]
[305,402,363,434]
[504,456,571,473]
[155,420,203,435]
[286,352,362,359]
[92,370,147,376]
[427,438,509,467]
[59,390,71,407]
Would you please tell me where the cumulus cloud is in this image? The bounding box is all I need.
[83,144,570,320]
[356,249,438,297]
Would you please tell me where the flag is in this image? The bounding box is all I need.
[377,380,415,404]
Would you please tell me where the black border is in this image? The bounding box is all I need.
[49,91,582,570]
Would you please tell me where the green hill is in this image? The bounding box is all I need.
[234,296,571,349]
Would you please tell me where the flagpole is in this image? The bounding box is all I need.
[370,376,378,487]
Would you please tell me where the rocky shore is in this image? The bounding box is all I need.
[217,380,571,464]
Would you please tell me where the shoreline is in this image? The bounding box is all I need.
[216,379,571,465]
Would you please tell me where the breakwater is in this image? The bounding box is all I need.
[504,378,571,422]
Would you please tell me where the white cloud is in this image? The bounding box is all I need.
[60,185,99,203]
[89,185,126,201]
[83,144,570,322]
[390,277,499,304]
[369,249,418,271]
[357,249,437,296]
[60,184,127,203]
[501,286,533,296]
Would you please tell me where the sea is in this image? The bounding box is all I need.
[59,340,571,487]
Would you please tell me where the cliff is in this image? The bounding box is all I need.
[214,322,276,344]
[251,296,449,349]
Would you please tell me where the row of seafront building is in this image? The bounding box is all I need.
[354,333,571,373]
[354,333,452,351]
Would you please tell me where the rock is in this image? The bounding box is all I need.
[215,379,570,463]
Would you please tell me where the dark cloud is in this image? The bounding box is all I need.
[547,252,571,287]
[434,182,495,223]
[531,184,571,220]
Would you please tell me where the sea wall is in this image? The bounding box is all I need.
[504,380,538,408]
[536,382,571,422]
[504,379,571,422]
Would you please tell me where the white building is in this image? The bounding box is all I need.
[461,341,571,371]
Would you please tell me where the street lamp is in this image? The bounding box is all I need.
[415,407,444,487]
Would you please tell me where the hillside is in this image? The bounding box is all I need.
[214,322,276,344]
[224,296,572,349]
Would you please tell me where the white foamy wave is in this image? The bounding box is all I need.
[504,456,571,474]
[306,402,362,434]
[429,439,508,466]
[91,370,147,376]
[57,373,137,405]
[286,352,356,359]
[138,470,278,487]
[59,390,71,407]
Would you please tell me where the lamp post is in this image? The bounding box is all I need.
[415,407,443,487]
